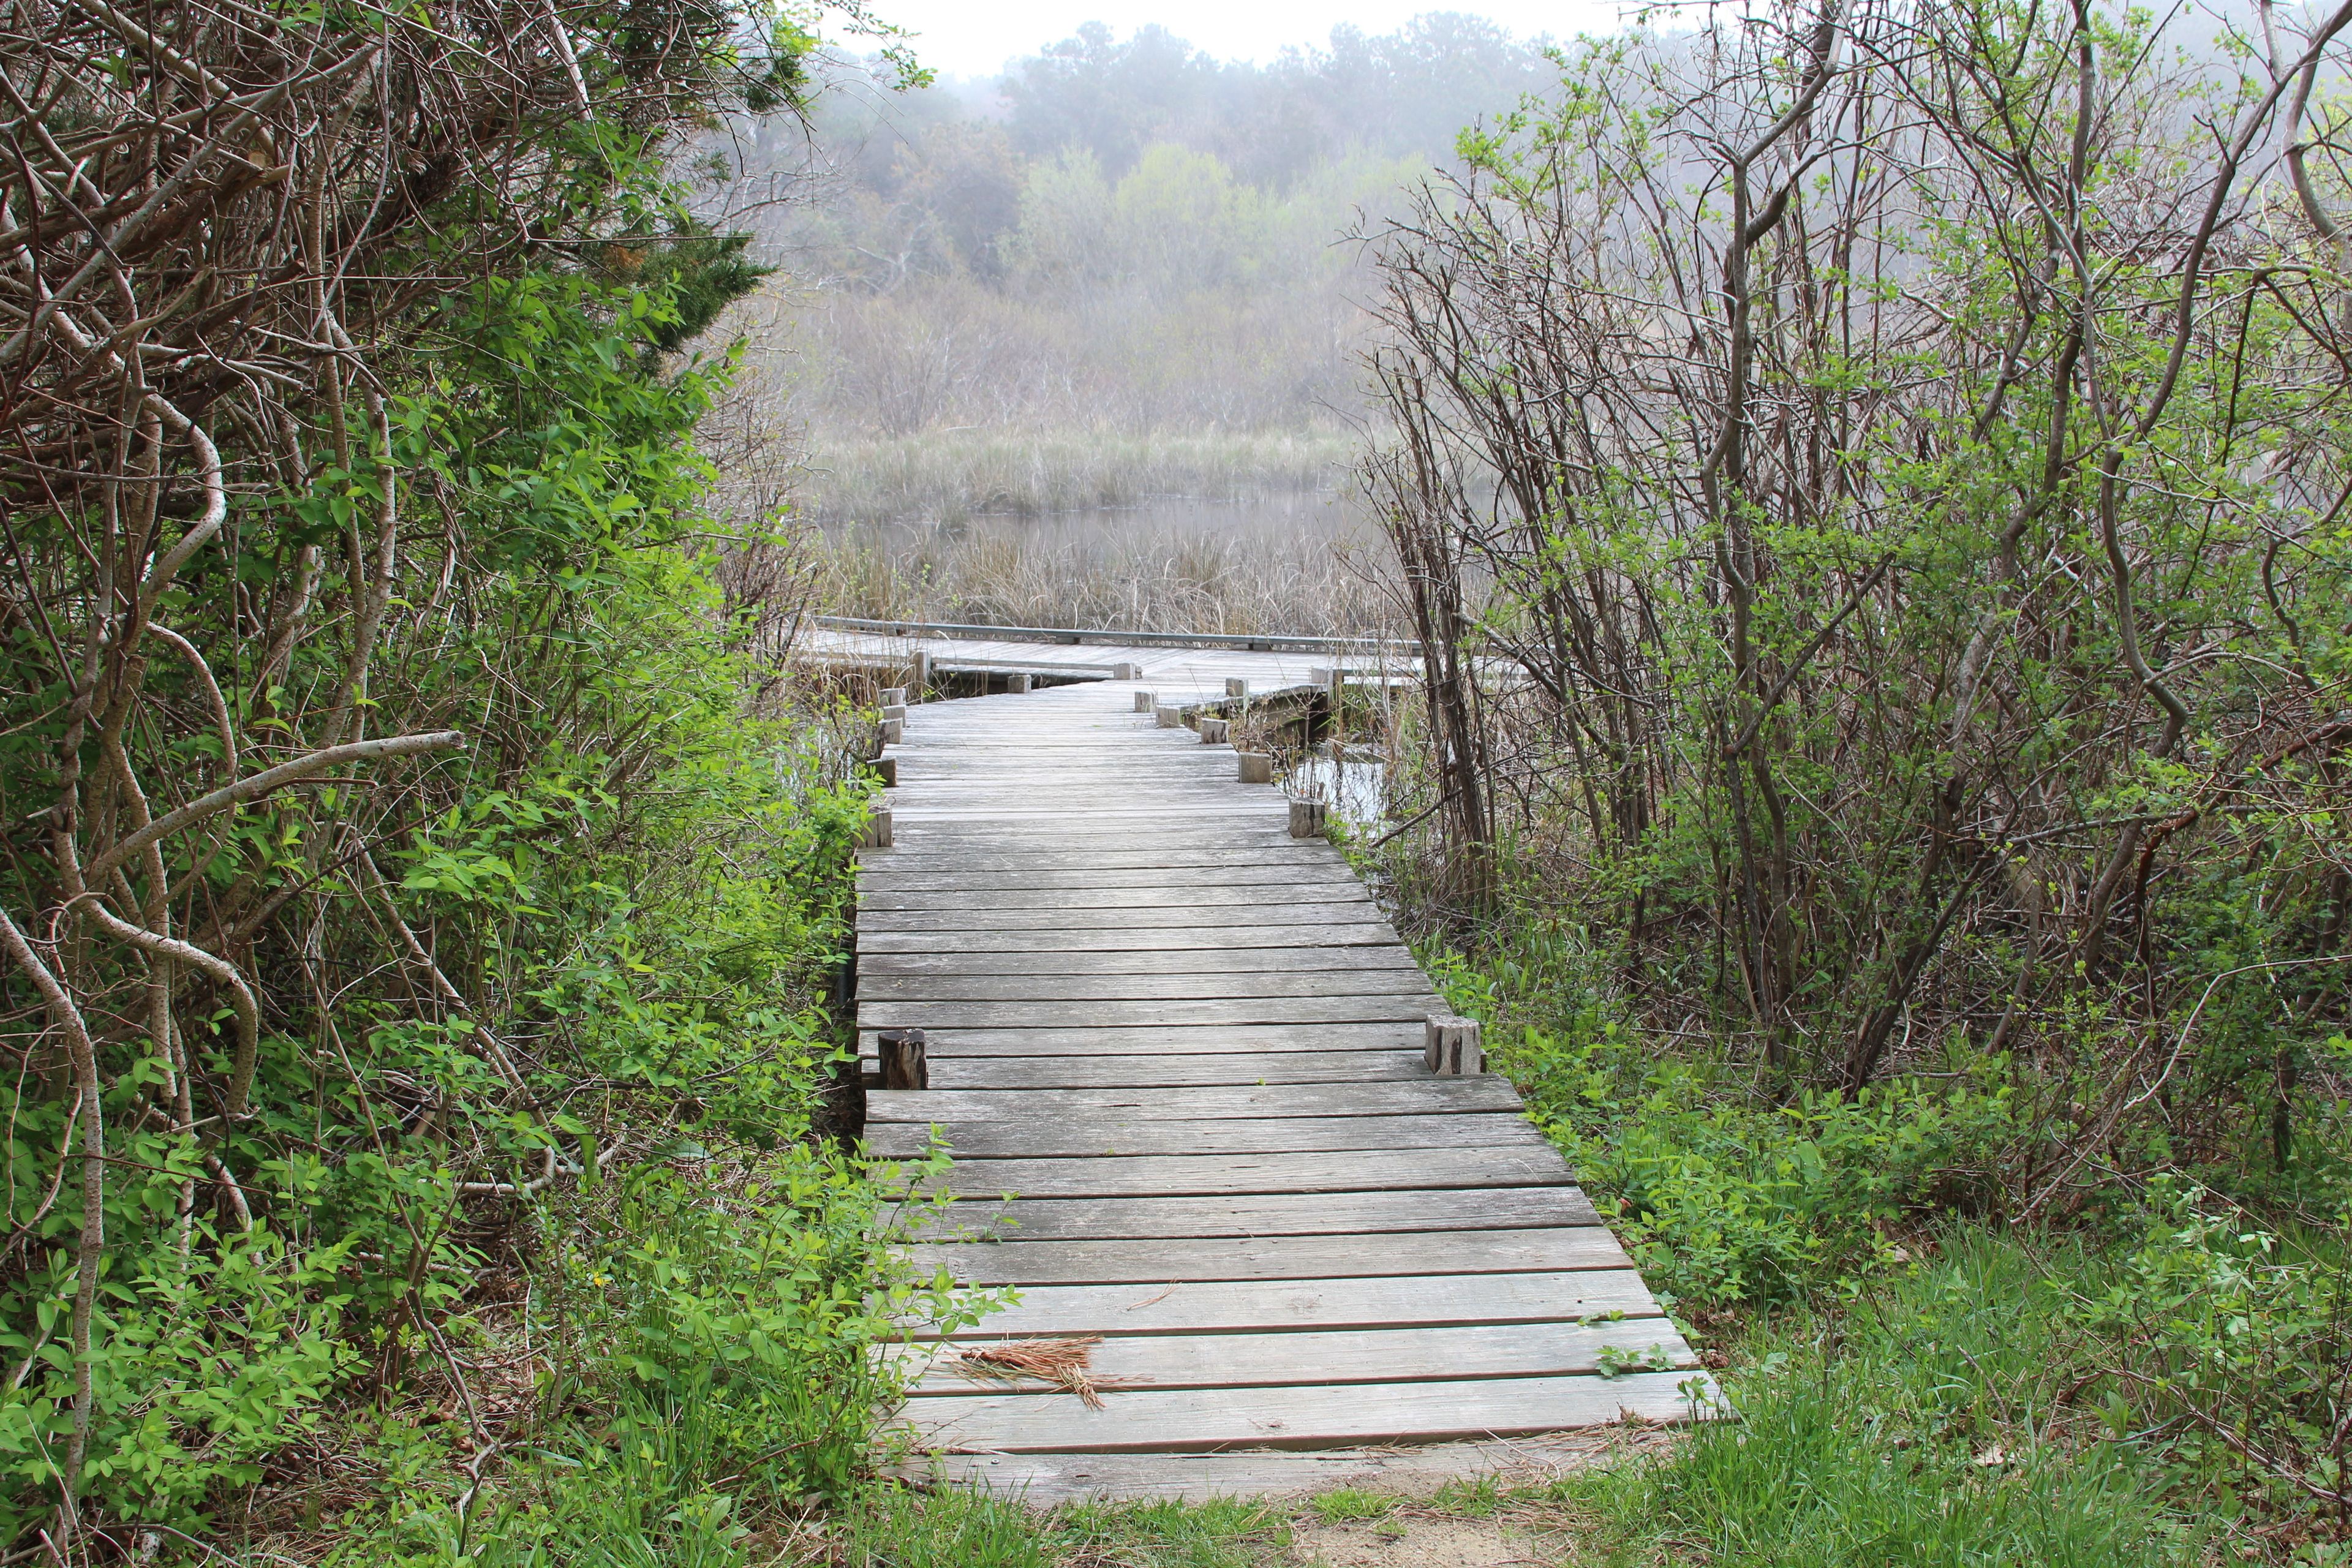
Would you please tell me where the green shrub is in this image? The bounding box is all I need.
[1458,988,2022,1309]
[2068,1181,2352,1529]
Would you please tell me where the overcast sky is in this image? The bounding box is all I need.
[857,1,1640,79]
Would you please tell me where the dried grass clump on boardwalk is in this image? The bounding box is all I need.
[954,1336,1118,1408]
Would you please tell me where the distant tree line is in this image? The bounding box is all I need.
[723,15,1558,448]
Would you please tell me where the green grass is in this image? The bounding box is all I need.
[842,1486,1287,1567]
[1565,1227,2203,1567]
[1309,1486,1399,1523]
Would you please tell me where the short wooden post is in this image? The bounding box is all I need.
[912,650,932,692]
[1289,799,1327,837]
[1225,677,1249,699]
[880,718,903,745]
[1237,752,1274,784]
[882,703,908,723]
[873,755,898,787]
[880,687,907,707]
[1199,717,1229,744]
[1425,1014,1484,1075]
[1155,703,1183,728]
[1009,673,1032,693]
[1112,662,1140,680]
[861,801,893,848]
[878,1028,928,1090]
[1134,690,1157,713]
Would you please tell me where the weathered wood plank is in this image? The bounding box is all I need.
[906,1226,1625,1284]
[857,948,1422,978]
[858,886,1370,914]
[924,1144,1570,1199]
[858,922,1402,954]
[867,1080,1524,1122]
[910,1189,1601,1245]
[858,905,1390,933]
[895,1319,1693,1390]
[864,1111,1544,1159]
[856,996,1444,1030]
[892,1370,1702,1453]
[856,972,1438,1003]
[861,1023,1421,1058]
[865,1050,1431,1088]
[909,1268,1662,1340]
[858,862,1338,890]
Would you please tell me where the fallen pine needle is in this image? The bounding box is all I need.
[954,1335,1116,1408]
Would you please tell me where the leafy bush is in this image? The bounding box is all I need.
[1425,940,2022,1309]
[542,1148,996,1502]
[2070,1182,2352,1529]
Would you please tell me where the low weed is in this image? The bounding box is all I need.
[843,1483,1050,1567]
[1055,1496,1290,1567]
[836,1486,1286,1568]
[1308,1486,1396,1523]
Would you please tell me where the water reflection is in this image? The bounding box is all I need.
[1285,757,1387,830]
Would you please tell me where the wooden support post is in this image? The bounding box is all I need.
[1199,717,1229,744]
[873,755,898,787]
[1009,673,1032,693]
[1155,703,1184,728]
[877,1028,928,1090]
[1237,752,1274,784]
[912,650,931,693]
[861,801,892,848]
[1226,677,1249,699]
[1289,799,1327,837]
[882,703,908,723]
[880,718,903,745]
[1112,662,1140,680]
[1134,690,1157,713]
[1425,1014,1484,1076]
[880,687,907,707]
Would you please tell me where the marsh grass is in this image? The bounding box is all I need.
[814,494,1400,638]
[797,429,1362,525]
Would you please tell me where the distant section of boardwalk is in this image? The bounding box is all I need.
[851,633,1705,1502]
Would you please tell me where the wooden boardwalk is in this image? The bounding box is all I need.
[855,641,1703,1501]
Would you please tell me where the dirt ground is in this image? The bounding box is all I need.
[1286,1516,1570,1567]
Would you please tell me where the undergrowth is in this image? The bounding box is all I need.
[1403,919,2352,1563]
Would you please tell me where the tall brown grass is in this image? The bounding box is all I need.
[815,498,1398,637]
[794,428,1361,524]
